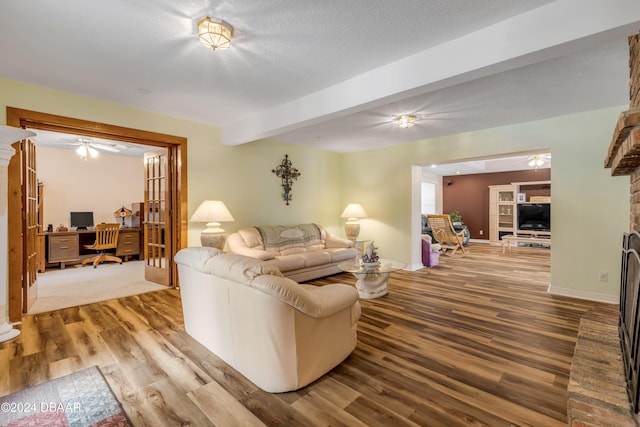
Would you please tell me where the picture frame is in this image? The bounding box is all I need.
[517,193,526,203]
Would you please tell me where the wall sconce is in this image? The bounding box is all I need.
[272,154,301,205]
[341,203,368,240]
[189,200,235,249]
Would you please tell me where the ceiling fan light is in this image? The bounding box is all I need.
[76,145,87,157]
[87,146,99,157]
[198,17,233,50]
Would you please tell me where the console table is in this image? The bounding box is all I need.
[39,228,141,271]
[501,230,551,253]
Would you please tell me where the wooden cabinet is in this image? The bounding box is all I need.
[489,185,516,243]
[116,229,141,261]
[48,233,80,267]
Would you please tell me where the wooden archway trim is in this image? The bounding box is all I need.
[6,107,188,321]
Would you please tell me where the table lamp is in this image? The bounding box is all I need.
[114,205,132,227]
[341,203,367,241]
[190,200,235,250]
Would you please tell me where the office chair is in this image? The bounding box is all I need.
[81,223,123,268]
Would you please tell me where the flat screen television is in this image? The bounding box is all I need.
[517,203,550,232]
[70,211,94,230]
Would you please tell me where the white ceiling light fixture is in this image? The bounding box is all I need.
[528,154,550,170]
[72,137,120,160]
[395,115,416,128]
[198,17,233,50]
[76,141,99,160]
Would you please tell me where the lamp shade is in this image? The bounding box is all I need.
[190,200,235,223]
[341,203,368,219]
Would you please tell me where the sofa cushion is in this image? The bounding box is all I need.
[326,247,358,263]
[174,246,223,270]
[176,248,283,284]
[251,275,358,318]
[265,254,306,272]
[302,250,332,267]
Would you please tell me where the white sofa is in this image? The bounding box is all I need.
[175,246,361,393]
[227,223,357,281]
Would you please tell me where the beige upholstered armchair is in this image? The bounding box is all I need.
[175,247,361,393]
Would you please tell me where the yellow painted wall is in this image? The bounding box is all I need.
[342,107,629,300]
[0,77,630,300]
[0,78,344,248]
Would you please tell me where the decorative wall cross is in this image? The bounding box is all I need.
[272,154,301,205]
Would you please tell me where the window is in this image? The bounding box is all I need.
[421,182,436,214]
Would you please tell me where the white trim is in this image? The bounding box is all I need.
[469,238,490,244]
[406,263,424,272]
[547,285,618,304]
[511,180,551,186]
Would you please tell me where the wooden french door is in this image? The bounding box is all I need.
[144,150,171,286]
[8,137,39,313]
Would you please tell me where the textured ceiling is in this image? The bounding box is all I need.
[1,0,639,154]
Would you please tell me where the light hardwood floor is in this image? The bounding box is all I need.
[0,243,605,426]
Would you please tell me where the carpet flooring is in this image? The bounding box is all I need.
[29,261,166,315]
[0,366,130,426]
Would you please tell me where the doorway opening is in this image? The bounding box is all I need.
[410,151,552,268]
[6,107,187,321]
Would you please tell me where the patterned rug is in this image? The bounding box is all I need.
[0,366,130,426]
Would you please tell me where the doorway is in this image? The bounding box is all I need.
[6,107,188,322]
[410,152,552,267]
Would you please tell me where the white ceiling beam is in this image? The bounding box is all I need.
[222,0,640,146]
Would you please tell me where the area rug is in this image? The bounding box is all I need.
[0,366,131,426]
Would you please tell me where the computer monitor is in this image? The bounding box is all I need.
[70,211,94,230]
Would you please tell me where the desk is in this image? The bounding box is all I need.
[40,228,141,271]
[502,230,551,253]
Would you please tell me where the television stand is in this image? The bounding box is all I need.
[502,230,551,253]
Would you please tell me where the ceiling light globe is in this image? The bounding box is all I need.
[198,17,233,50]
[396,115,416,128]
[88,146,99,157]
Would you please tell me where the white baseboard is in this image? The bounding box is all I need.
[468,238,490,244]
[406,263,424,271]
[547,285,618,304]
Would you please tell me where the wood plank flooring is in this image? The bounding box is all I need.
[0,243,605,426]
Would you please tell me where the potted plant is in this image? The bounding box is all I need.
[448,211,463,225]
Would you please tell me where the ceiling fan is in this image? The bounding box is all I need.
[527,153,551,168]
[67,137,122,158]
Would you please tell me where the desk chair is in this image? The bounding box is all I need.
[82,223,123,268]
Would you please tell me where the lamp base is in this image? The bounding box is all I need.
[201,222,227,250]
[344,222,360,241]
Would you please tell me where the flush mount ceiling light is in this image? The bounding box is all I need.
[395,115,416,128]
[198,17,233,50]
